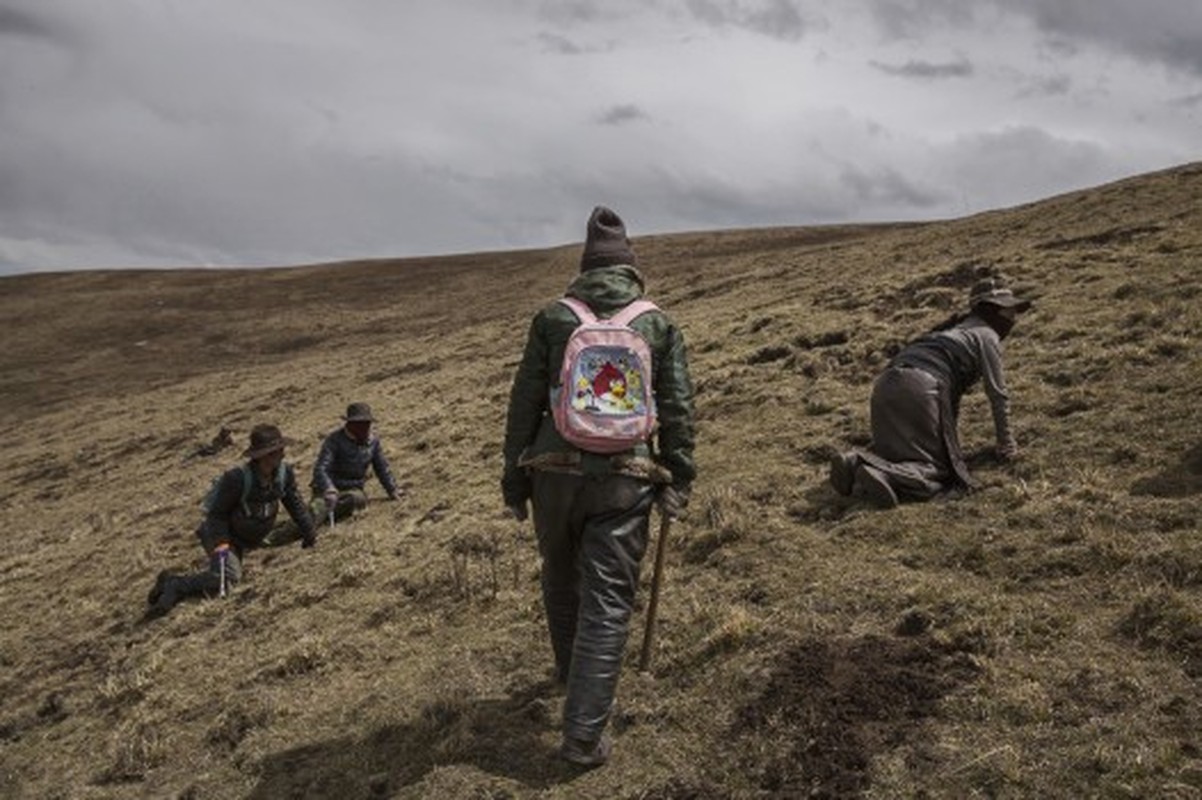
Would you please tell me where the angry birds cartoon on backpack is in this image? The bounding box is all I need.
[571,360,640,414]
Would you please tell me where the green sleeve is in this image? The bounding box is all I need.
[501,313,550,505]
[652,320,697,488]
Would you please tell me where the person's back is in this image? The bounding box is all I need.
[502,206,695,767]
[891,314,1002,408]
[507,262,692,483]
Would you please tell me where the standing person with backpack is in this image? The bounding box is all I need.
[829,277,1032,507]
[308,402,402,529]
[502,206,696,767]
[145,424,317,619]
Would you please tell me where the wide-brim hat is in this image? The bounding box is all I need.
[343,402,375,422]
[242,424,294,458]
[969,278,1032,313]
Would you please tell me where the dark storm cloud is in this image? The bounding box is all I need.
[685,0,808,41]
[935,125,1112,212]
[865,0,974,40]
[1,1,1196,274]
[536,30,615,55]
[542,155,948,238]
[1000,0,1202,76]
[537,31,585,54]
[1037,38,1078,59]
[1016,74,1072,98]
[535,0,605,26]
[870,57,973,79]
[508,161,845,250]
[0,5,58,41]
[838,164,942,209]
[586,169,836,230]
[866,0,1202,76]
[597,104,649,125]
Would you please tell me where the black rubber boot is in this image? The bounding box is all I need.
[146,570,172,606]
[145,572,219,619]
[560,734,612,768]
[145,576,182,619]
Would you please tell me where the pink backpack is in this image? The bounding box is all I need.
[551,296,659,453]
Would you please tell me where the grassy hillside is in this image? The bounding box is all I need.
[1,163,1200,799]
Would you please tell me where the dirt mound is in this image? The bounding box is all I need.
[732,634,980,797]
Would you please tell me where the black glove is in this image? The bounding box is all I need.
[501,469,532,512]
[656,485,689,520]
[301,533,317,549]
[507,503,529,522]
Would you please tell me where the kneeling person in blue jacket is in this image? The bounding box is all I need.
[146,424,317,619]
[309,402,401,527]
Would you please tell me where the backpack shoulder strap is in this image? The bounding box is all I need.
[238,464,253,513]
[609,299,660,327]
[558,296,596,324]
[559,296,659,327]
[234,464,286,514]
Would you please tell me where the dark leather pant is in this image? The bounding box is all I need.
[532,471,654,742]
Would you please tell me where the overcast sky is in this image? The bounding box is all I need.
[1,0,1199,274]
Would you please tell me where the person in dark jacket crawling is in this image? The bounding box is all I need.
[309,402,401,527]
[502,206,697,767]
[146,424,317,619]
[830,277,1032,508]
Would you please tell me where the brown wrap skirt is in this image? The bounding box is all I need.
[859,365,974,500]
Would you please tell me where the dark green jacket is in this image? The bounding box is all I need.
[502,265,696,507]
[198,461,315,549]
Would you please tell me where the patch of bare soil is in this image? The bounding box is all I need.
[245,683,569,798]
[1131,442,1202,498]
[730,634,980,797]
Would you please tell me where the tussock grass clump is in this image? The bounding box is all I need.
[99,716,166,784]
[96,651,163,709]
[697,605,767,659]
[448,530,506,599]
[683,485,754,565]
[259,634,331,681]
[1137,546,1202,588]
[1117,591,1202,676]
[207,701,275,753]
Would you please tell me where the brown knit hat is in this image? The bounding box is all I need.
[580,206,637,271]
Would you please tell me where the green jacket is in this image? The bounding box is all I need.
[502,265,696,507]
[198,461,315,549]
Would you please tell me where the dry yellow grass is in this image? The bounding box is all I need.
[1,163,1200,798]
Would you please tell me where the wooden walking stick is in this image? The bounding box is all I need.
[638,512,674,674]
